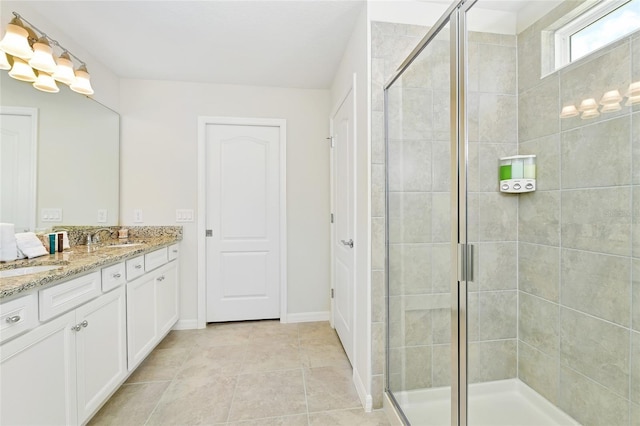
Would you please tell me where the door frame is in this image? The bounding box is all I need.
[329,74,357,355]
[197,116,287,328]
[0,106,38,232]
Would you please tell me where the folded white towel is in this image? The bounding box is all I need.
[18,246,48,259]
[15,232,48,259]
[0,223,18,262]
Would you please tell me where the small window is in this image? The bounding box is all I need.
[555,0,640,68]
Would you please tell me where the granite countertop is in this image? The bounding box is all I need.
[0,229,182,301]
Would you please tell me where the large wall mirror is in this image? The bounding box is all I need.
[0,71,119,232]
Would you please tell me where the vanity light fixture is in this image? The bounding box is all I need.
[0,12,94,95]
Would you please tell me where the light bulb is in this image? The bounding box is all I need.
[33,71,59,93]
[0,50,10,70]
[52,51,75,85]
[29,37,56,73]
[0,17,33,60]
[70,64,94,95]
[8,57,36,82]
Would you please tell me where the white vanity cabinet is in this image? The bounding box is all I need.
[126,247,179,370]
[0,286,127,425]
[0,310,78,425]
[0,242,180,425]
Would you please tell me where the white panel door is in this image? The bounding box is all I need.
[331,88,355,365]
[206,122,282,322]
[0,108,37,232]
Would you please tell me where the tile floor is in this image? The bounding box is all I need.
[89,320,391,426]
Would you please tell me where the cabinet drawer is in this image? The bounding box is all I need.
[126,256,145,281]
[102,262,126,292]
[0,293,38,344]
[167,243,180,261]
[145,248,168,272]
[39,272,101,322]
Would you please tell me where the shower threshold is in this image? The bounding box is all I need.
[394,379,580,426]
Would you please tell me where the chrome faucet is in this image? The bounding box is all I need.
[87,228,113,245]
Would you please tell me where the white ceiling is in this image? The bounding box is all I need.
[11,1,562,90]
[23,1,366,90]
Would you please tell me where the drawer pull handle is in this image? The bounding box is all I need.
[81,320,89,328]
[172,249,178,253]
[5,315,21,324]
[157,275,165,281]
[134,264,142,270]
[112,273,122,279]
[71,324,81,332]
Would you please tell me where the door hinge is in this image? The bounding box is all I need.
[206,229,213,237]
[331,288,334,298]
[330,213,334,223]
[326,136,334,148]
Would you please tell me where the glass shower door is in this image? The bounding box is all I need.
[461,1,521,424]
[385,16,456,426]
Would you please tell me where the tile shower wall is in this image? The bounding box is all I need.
[517,5,639,426]
[373,21,519,400]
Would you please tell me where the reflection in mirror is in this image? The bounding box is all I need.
[0,71,119,231]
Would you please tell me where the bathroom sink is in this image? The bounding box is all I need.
[0,265,62,278]
[105,242,145,248]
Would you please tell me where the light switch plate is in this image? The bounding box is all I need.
[97,209,108,223]
[42,208,63,222]
[133,209,143,223]
[176,209,194,222]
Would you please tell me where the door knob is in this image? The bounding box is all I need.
[340,239,354,248]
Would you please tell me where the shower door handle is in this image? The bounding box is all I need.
[340,239,354,248]
[458,243,474,282]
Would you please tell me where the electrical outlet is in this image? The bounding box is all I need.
[133,209,143,223]
[42,208,63,222]
[175,209,194,222]
[97,209,108,223]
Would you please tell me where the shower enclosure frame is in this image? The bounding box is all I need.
[384,0,478,425]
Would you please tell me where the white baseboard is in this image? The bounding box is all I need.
[353,367,373,412]
[285,311,330,323]
[172,319,199,330]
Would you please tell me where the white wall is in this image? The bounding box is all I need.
[119,79,331,325]
[329,7,371,408]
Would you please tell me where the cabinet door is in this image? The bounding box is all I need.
[126,273,157,371]
[75,287,127,423]
[156,261,179,336]
[0,311,77,426]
